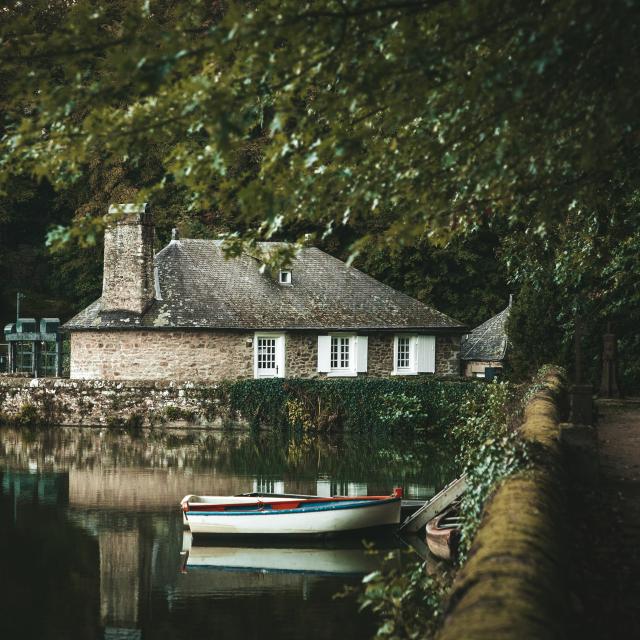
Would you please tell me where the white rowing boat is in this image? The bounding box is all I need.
[181,490,402,536]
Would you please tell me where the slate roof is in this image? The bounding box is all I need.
[460,304,511,361]
[64,240,465,332]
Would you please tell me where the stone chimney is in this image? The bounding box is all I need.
[101,203,155,315]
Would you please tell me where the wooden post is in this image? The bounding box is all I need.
[56,337,63,377]
[599,322,621,398]
[570,318,593,425]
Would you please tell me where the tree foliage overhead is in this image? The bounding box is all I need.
[2,0,640,252]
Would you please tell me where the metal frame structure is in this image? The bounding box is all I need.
[3,318,63,377]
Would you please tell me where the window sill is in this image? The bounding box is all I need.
[326,370,358,377]
[391,370,418,376]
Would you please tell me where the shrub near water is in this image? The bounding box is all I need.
[450,381,529,558]
[217,377,483,430]
[356,378,537,639]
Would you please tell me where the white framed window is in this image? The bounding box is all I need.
[393,335,417,374]
[317,334,368,376]
[279,270,292,285]
[331,335,351,370]
[254,333,285,378]
[393,335,436,374]
[396,335,413,371]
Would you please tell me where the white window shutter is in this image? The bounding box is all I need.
[317,335,331,372]
[356,335,368,373]
[276,335,286,378]
[416,335,436,373]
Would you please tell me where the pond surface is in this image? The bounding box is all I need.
[0,426,456,640]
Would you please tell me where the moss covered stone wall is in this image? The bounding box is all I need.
[0,377,225,427]
[437,369,568,640]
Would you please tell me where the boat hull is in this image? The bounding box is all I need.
[185,497,401,536]
[425,510,460,561]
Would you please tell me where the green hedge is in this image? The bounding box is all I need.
[214,377,485,430]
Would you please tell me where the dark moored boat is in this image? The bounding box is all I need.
[425,504,461,561]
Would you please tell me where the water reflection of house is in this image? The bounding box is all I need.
[68,468,252,510]
[315,479,368,497]
[64,509,183,639]
[60,469,198,636]
[253,478,437,500]
[100,532,141,637]
[0,469,69,510]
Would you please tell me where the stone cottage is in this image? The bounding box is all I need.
[63,204,466,381]
[460,300,511,378]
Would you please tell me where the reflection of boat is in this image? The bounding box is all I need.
[180,529,400,576]
[181,491,402,537]
[186,544,384,575]
[425,504,461,561]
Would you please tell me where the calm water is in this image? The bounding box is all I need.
[0,426,456,640]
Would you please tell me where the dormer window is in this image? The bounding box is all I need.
[279,270,292,285]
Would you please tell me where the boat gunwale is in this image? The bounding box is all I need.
[184,563,370,577]
[186,496,401,517]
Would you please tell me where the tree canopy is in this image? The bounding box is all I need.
[2,0,640,250]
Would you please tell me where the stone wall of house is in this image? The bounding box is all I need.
[464,360,503,377]
[367,334,395,376]
[285,332,318,377]
[285,332,395,377]
[286,332,458,378]
[70,330,253,381]
[70,330,461,381]
[435,335,462,376]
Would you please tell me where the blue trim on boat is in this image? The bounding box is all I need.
[187,564,367,577]
[187,497,400,517]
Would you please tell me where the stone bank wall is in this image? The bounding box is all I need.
[437,368,568,640]
[0,377,224,427]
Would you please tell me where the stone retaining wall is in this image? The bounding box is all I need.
[0,368,467,429]
[0,377,225,428]
[438,369,568,640]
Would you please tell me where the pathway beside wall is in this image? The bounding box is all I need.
[568,399,640,639]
